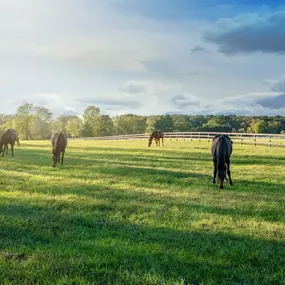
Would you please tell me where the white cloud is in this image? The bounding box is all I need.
[0,1,285,116]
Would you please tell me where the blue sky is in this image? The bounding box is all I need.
[1,0,285,116]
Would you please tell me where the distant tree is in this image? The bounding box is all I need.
[156,115,173,132]
[248,119,267,133]
[113,114,146,135]
[31,106,53,139]
[200,117,232,132]
[146,116,159,133]
[93,115,114,136]
[82,106,101,136]
[14,103,35,139]
[146,115,173,133]
[66,117,83,138]
[172,115,193,132]
[266,120,280,134]
[53,116,76,133]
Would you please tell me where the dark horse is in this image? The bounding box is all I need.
[51,132,67,167]
[148,130,164,147]
[0,129,20,157]
[211,134,233,189]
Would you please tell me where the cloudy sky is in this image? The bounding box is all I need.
[1,0,285,116]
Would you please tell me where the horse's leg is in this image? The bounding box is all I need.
[61,151,65,166]
[11,142,14,157]
[162,137,164,146]
[6,144,8,154]
[226,158,233,186]
[213,158,217,184]
[224,165,228,181]
[1,146,4,157]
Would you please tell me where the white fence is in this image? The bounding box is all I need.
[71,132,285,148]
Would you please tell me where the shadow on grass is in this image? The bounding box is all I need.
[1,169,285,225]
[1,200,285,284]
[1,147,285,196]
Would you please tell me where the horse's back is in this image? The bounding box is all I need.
[51,132,59,148]
[1,129,18,142]
[211,134,232,157]
[52,132,67,149]
[9,129,18,141]
[153,130,163,138]
[158,130,164,138]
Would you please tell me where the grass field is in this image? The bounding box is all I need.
[0,139,285,285]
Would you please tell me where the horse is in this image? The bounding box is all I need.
[211,134,233,189]
[148,130,164,147]
[51,132,67,167]
[0,129,20,157]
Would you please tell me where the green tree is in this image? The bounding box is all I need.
[31,107,53,139]
[82,106,101,137]
[14,103,35,139]
[113,114,146,135]
[172,115,192,132]
[201,117,232,132]
[52,116,74,133]
[248,119,267,133]
[93,115,114,136]
[66,117,83,138]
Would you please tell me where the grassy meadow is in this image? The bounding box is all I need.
[0,139,285,284]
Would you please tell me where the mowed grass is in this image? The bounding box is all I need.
[0,139,285,285]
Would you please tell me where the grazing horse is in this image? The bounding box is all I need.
[211,134,233,189]
[0,129,20,157]
[148,130,164,147]
[51,132,67,167]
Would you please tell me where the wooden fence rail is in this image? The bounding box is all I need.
[70,132,285,148]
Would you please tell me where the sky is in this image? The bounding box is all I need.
[1,0,285,117]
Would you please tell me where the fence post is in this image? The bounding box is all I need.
[269,136,272,147]
[254,135,256,146]
[199,133,201,142]
[241,135,243,145]
[208,133,210,143]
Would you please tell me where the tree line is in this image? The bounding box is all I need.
[0,103,285,139]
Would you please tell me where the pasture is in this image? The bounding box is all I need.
[0,139,285,284]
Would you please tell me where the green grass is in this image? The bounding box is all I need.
[0,139,285,285]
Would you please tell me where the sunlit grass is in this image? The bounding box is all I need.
[0,139,285,284]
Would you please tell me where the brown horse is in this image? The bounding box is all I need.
[211,134,233,189]
[0,129,20,157]
[51,132,67,167]
[148,130,164,147]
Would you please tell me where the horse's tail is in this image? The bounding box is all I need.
[55,133,62,151]
[217,136,227,171]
